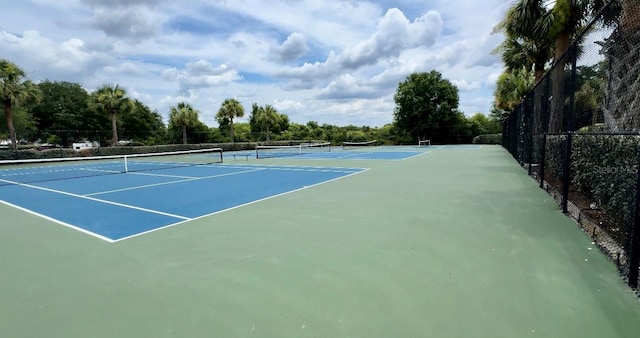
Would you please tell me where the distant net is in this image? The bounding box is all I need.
[0,148,223,186]
[342,140,377,150]
[256,142,332,159]
[418,140,431,147]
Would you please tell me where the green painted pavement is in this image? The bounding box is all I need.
[1,145,639,337]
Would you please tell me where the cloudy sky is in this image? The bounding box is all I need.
[1,0,509,128]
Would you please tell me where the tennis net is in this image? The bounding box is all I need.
[0,147,223,186]
[256,142,331,159]
[342,140,377,150]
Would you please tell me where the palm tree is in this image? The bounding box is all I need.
[495,0,555,136]
[90,84,134,146]
[254,104,279,141]
[545,0,595,132]
[216,98,244,143]
[497,0,610,132]
[0,60,40,150]
[493,68,536,111]
[169,102,200,144]
[494,0,554,83]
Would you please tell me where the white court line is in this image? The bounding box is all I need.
[0,178,191,220]
[334,152,372,159]
[86,168,265,196]
[0,199,116,243]
[1,164,370,243]
[113,168,370,242]
[221,164,362,171]
[399,150,432,161]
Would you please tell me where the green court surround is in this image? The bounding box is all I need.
[1,145,639,337]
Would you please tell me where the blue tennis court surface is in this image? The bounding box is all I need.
[0,163,366,242]
[302,151,424,160]
[254,149,425,160]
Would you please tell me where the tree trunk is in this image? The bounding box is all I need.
[3,99,17,150]
[533,59,549,135]
[266,126,271,141]
[548,33,572,133]
[602,2,640,132]
[229,119,235,143]
[182,125,188,144]
[534,61,546,83]
[111,111,118,146]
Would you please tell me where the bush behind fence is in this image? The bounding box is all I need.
[502,0,640,293]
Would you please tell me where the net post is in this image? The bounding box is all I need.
[124,155,129,173]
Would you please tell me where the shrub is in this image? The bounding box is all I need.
[545,133,639,230]
[472,133,502,144]
[572,134,638,229]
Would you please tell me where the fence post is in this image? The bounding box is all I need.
[562,132,572,214]
[502,120,507,148]
[525,95,534,175]
[539,133,546,189]
[567,43,578,133]
[560,43,579,214]
[517,106,524,164]
[627,148,640,288]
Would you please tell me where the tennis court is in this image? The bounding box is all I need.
[0,149,365,241]
[2,145,640,337]
[254,142,424,160]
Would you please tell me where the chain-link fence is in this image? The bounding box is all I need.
[502,0,640,292]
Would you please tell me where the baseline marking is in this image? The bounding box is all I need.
[0,199,116,242]
[0,178,191,220]
[113,168,370,242]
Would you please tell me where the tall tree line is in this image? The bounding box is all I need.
[2,59,503,149]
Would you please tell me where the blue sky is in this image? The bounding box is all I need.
[1,0,510,127]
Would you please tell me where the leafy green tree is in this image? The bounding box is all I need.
[169,102,200,144]
[393,71,460,144]
[467,113,489,136]
[0,104,37,143]
[216,98,244,143]
[119,100,166,145]
[168,118,210,144]
[0,59,41,149]
[29,80,107,145]
[280,123,309,140]
[489,106,511,127]
[571,64,605,129]
[233,123,252,142]
[320,123,344,143]
[277,113,290,135]
[89,84,135,146]
[206,127,224,143]
[493,68,535,112]
[216,114,230,141]
[345,130,367,142]
[305,121,325,140]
